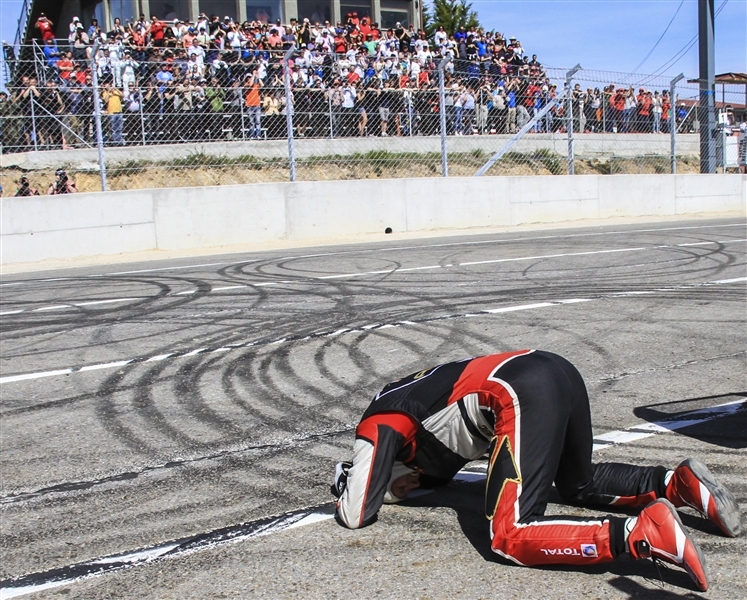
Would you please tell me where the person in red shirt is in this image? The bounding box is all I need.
[148,15,165,47]
[35,14,55,42]
[358,17,371,38]
[333,32,347,54]
[57,51,74,81]
[638,90,653,132]
[525,81,540,109]
[611,88,626,132]
[635,88,650,132]
[71,64,87,84]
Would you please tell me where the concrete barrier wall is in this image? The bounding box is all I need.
[2,174,745,265]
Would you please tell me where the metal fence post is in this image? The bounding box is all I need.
[327,91,334,139]
[90,40,107,191]
[669,73,684,174]
[283,44,296,182]
[438,56,452,177]
[29,95,38,151]
[139,92,146,145]
[565,64,581,175]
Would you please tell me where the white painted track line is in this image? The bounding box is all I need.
[1,273,743,385]
[2,240,744,316]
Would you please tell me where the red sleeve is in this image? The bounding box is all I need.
[337,412,418,528]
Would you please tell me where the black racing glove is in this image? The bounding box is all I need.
[330,461,352,498]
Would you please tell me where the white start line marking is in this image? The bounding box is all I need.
[1,396,742,599]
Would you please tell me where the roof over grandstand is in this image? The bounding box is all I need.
[687,73,747,85]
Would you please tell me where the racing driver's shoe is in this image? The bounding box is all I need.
[666,458,742,538]
[628,499,708,592]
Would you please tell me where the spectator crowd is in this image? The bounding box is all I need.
[0,11,689,152]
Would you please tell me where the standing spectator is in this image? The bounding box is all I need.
[204,77,226,140]
[453,83,463,135]
[675,103,688,132]
[489,84,506,134]
[651,91,663,134]
[377,81,393,136]
[460,85,475,135]
[68,16,81,41]
[88,19,99,39]
[589,88,602,133]
[434,26,447,48]
[610,87,625,132]
[110,17,126,37]
[0,90,22,151]
[243,70,262,139]
[623,88,636,133]
[35,13,55,42]
[102,81,124,145]
[506,79,518,134]
[37,79,64,148]
[357,81,373,136]
[262,89,282,138]
[637,88,652,132]
[341,79,356,136]
[17,76,40,148]
[661,90,671,134]
[120,50,140,88]
[185,52,205,81]
[72,26,90,62]
[149,16,166,47]
[124,81,144,142]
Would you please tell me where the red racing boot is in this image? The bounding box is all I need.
[666,458,742,538]
[628,499,708,592]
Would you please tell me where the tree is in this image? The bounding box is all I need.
[423,0,481,39]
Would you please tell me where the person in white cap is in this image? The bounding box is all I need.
[332,350,741,592]
[69,17,81,42]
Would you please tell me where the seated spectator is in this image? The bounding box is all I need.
[15,175,40,196]
[48,169,77,194]
[42,39,60,75]
[57,51,74,85]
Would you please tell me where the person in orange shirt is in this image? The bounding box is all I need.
[636,88,652,132]
[244,70,262,139]
[611,88,626,132]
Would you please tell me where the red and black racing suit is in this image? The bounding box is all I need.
[336,350,668,566]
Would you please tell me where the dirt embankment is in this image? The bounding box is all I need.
[0,152,701,196]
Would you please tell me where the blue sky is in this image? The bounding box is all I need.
[467,0,746,76]
[2,0,745,76]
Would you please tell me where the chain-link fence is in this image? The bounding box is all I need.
[1,40,745,195]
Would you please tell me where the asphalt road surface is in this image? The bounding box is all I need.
[1,216,746,599]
